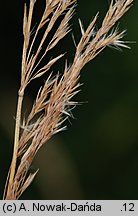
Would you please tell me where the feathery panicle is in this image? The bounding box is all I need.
[4,0,133,199]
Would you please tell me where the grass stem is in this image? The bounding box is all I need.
[5,93,23,199]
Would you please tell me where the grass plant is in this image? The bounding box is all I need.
[3,0,134,199]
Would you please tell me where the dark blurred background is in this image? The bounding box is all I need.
[0,0,138,199]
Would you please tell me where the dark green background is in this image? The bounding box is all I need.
[0,0,138,199]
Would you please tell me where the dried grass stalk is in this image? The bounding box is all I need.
[4,0,133,199]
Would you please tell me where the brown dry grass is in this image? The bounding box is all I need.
[3,0,133,199]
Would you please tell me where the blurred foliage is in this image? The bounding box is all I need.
[0,0,138,199]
